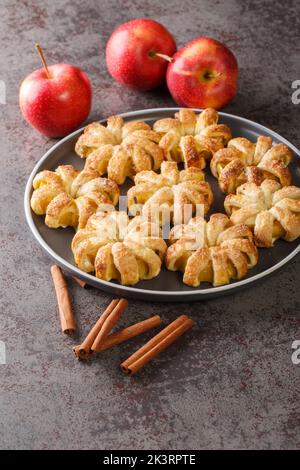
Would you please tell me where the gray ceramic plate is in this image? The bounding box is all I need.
[24,108,300,301]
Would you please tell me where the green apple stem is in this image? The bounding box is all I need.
[35,43,51,79]
[150,51,174,63]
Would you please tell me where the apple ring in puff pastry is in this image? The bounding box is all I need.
[166,213,258,287]
[31,165,119,229]
[127,161,213,226]
[210,136,292,194]
[224,180,300,247]
[71,212,167,285]
[153,108,232,169]
[75,116,164,184]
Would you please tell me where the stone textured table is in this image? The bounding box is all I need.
[0,0,299,450]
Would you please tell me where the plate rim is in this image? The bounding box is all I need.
[24,107,300,300]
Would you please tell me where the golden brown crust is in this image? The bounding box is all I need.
[75,118,150,157]
[224,180,300,246]
[238,166,266,187]
[45,193,78,228]
[210,148,242,176]
[153,108,232,169]
[75,116,163,184]
[218,158,245,194]
[257,143,292,186]
[72,213,167,285]
[30,164,120,229]
[179,135,206,169]
[127,161,212,225]
[200,124,232,145]
[31,110,300,290]
[84,144,114,175]
[195,108,219,132]
[166,213,258,287]
[211,136,293,194]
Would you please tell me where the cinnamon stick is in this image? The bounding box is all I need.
[50,265,77,334]
[91,298,128,351]
[62,270,87,288]
[73,298,128,359]
[121,315,194,375]
[71,276,87,289]
[92,315,162,352]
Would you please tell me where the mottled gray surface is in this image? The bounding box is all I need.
[0,0,300,450]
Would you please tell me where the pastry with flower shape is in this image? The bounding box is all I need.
[30,109,300,289]
[72,212,167,285]
[127,161,213,226]
[224,180,300,247]
[153,108,232,169]
[210,136,292,194]
[166,213,258,287]
[75,115,164,184]
[31,164,119,229]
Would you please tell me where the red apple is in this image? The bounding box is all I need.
[106,18,176,91]
[166,37,238,109]
[20,60,92,138]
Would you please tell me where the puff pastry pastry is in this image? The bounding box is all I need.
[127,161,213,225]
[166,213,258,287]
[210,136,292,193]
[153,108,232,169]
[224,180,300,246]
[75,116,164,184]
[30,109,300,289]
[72,212,167,285]
[31,165,119,229]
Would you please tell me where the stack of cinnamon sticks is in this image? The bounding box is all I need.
[51,265,194,375]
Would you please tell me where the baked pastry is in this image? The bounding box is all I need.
[224,180,300,246]
[153,108,232,169]
[31,165,119,229]
[75,116,164,184]
[166,213,258,287]
[72,212,167,285]
[166,214,258,287]
[127,161,213,226]
[210,136,292,193]
[30,109,299,290]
